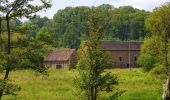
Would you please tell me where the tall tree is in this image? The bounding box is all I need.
[75,9,120,100]
[137,35,164,71]
[0,0,51,98]
[145,3,170,71]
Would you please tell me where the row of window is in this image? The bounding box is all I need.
[119,56,137,61]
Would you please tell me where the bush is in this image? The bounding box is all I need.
[150,64,166,76]
[137,54,156,72]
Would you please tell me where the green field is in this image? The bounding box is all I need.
[1,68,165,100]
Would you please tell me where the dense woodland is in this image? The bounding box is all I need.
[1,4,151,49]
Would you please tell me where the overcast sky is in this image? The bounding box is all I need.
[37,0,169,19]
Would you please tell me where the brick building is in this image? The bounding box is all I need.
[101,41,143,68]
[44,49,76,69]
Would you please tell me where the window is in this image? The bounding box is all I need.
[134,56,137,61]
[56,65,62,69]
[127,63,129,68]
[119,56,122,61]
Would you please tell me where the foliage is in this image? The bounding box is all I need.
[36,31,54,45]
[0,52,7,72]
[112,6,150,40]
[0,79,21,96]
[137,36,164,71]
[149,64,167,77]
[22,16,50,37]
[138,2,170,73]
[0,33,52,74]
[11,40,52,75]
[0,19,22,33]
[0,0,52,98]
[36,5,150,48]
[137,54,156,72]
[75,10,120,100]
[145,3,170,69]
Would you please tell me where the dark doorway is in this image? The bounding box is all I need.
[119,57,122,61]
[134,56,137,61]
[56,65,62,69]
[127,64,129,68]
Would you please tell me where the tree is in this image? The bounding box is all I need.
[75,10,121,100]
[138,35,164,71]
[111,6,150,40]
[138,54,156,72]
[21,16,50,37]
[0,0,51,98]
[145,3,170,71]
[38,5,150,48]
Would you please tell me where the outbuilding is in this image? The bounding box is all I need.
[101,41,143,68]
[44,49,76,69]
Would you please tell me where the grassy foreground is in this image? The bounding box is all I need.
[0,68,164,100]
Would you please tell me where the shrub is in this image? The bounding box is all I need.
[150,64,166,76]
[137,54,156,72]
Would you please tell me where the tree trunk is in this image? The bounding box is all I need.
[0,15,11,100]
[0,17,2,51]
[94,86,97,100]
[0,17,1,36]
[164,31,168,73]
[4,15,11,79]
[0,91,2,100]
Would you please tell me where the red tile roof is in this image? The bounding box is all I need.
[44,49,75,61]
[101,41,143,51]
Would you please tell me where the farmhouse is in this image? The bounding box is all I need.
[44,49,76,69]
[101,41,143,68]
[44,41,142,69]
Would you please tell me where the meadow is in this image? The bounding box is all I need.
[1,68,165,100]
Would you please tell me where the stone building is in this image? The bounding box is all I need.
[44,41,142,69]
[101,41,143,68]
[44,49,76,69]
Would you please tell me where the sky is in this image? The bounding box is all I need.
[36,0,169,19]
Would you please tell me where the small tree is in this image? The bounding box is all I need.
[0,0,51,98]
[75,9,121,100]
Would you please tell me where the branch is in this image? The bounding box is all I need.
[7,0,21,16]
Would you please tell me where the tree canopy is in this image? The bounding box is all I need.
[24,4,150,49]
[138,3,170,72]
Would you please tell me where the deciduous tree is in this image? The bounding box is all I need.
[145,3,170,71]
[0,0,51,98]
[75,9,121,100]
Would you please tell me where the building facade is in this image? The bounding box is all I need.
[44,49,76,69]
[101,41,143,68]
[44,41,142,69]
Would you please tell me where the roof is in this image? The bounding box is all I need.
[101,41,143,51]
[44,49,76,61]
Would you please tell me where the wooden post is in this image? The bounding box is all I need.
[163,76,170,100]
[129,40,131,71]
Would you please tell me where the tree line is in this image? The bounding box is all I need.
[11,4,151,49]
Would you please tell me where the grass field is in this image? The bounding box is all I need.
[0,68,165,100]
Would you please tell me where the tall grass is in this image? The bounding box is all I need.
[0,68,164,100]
